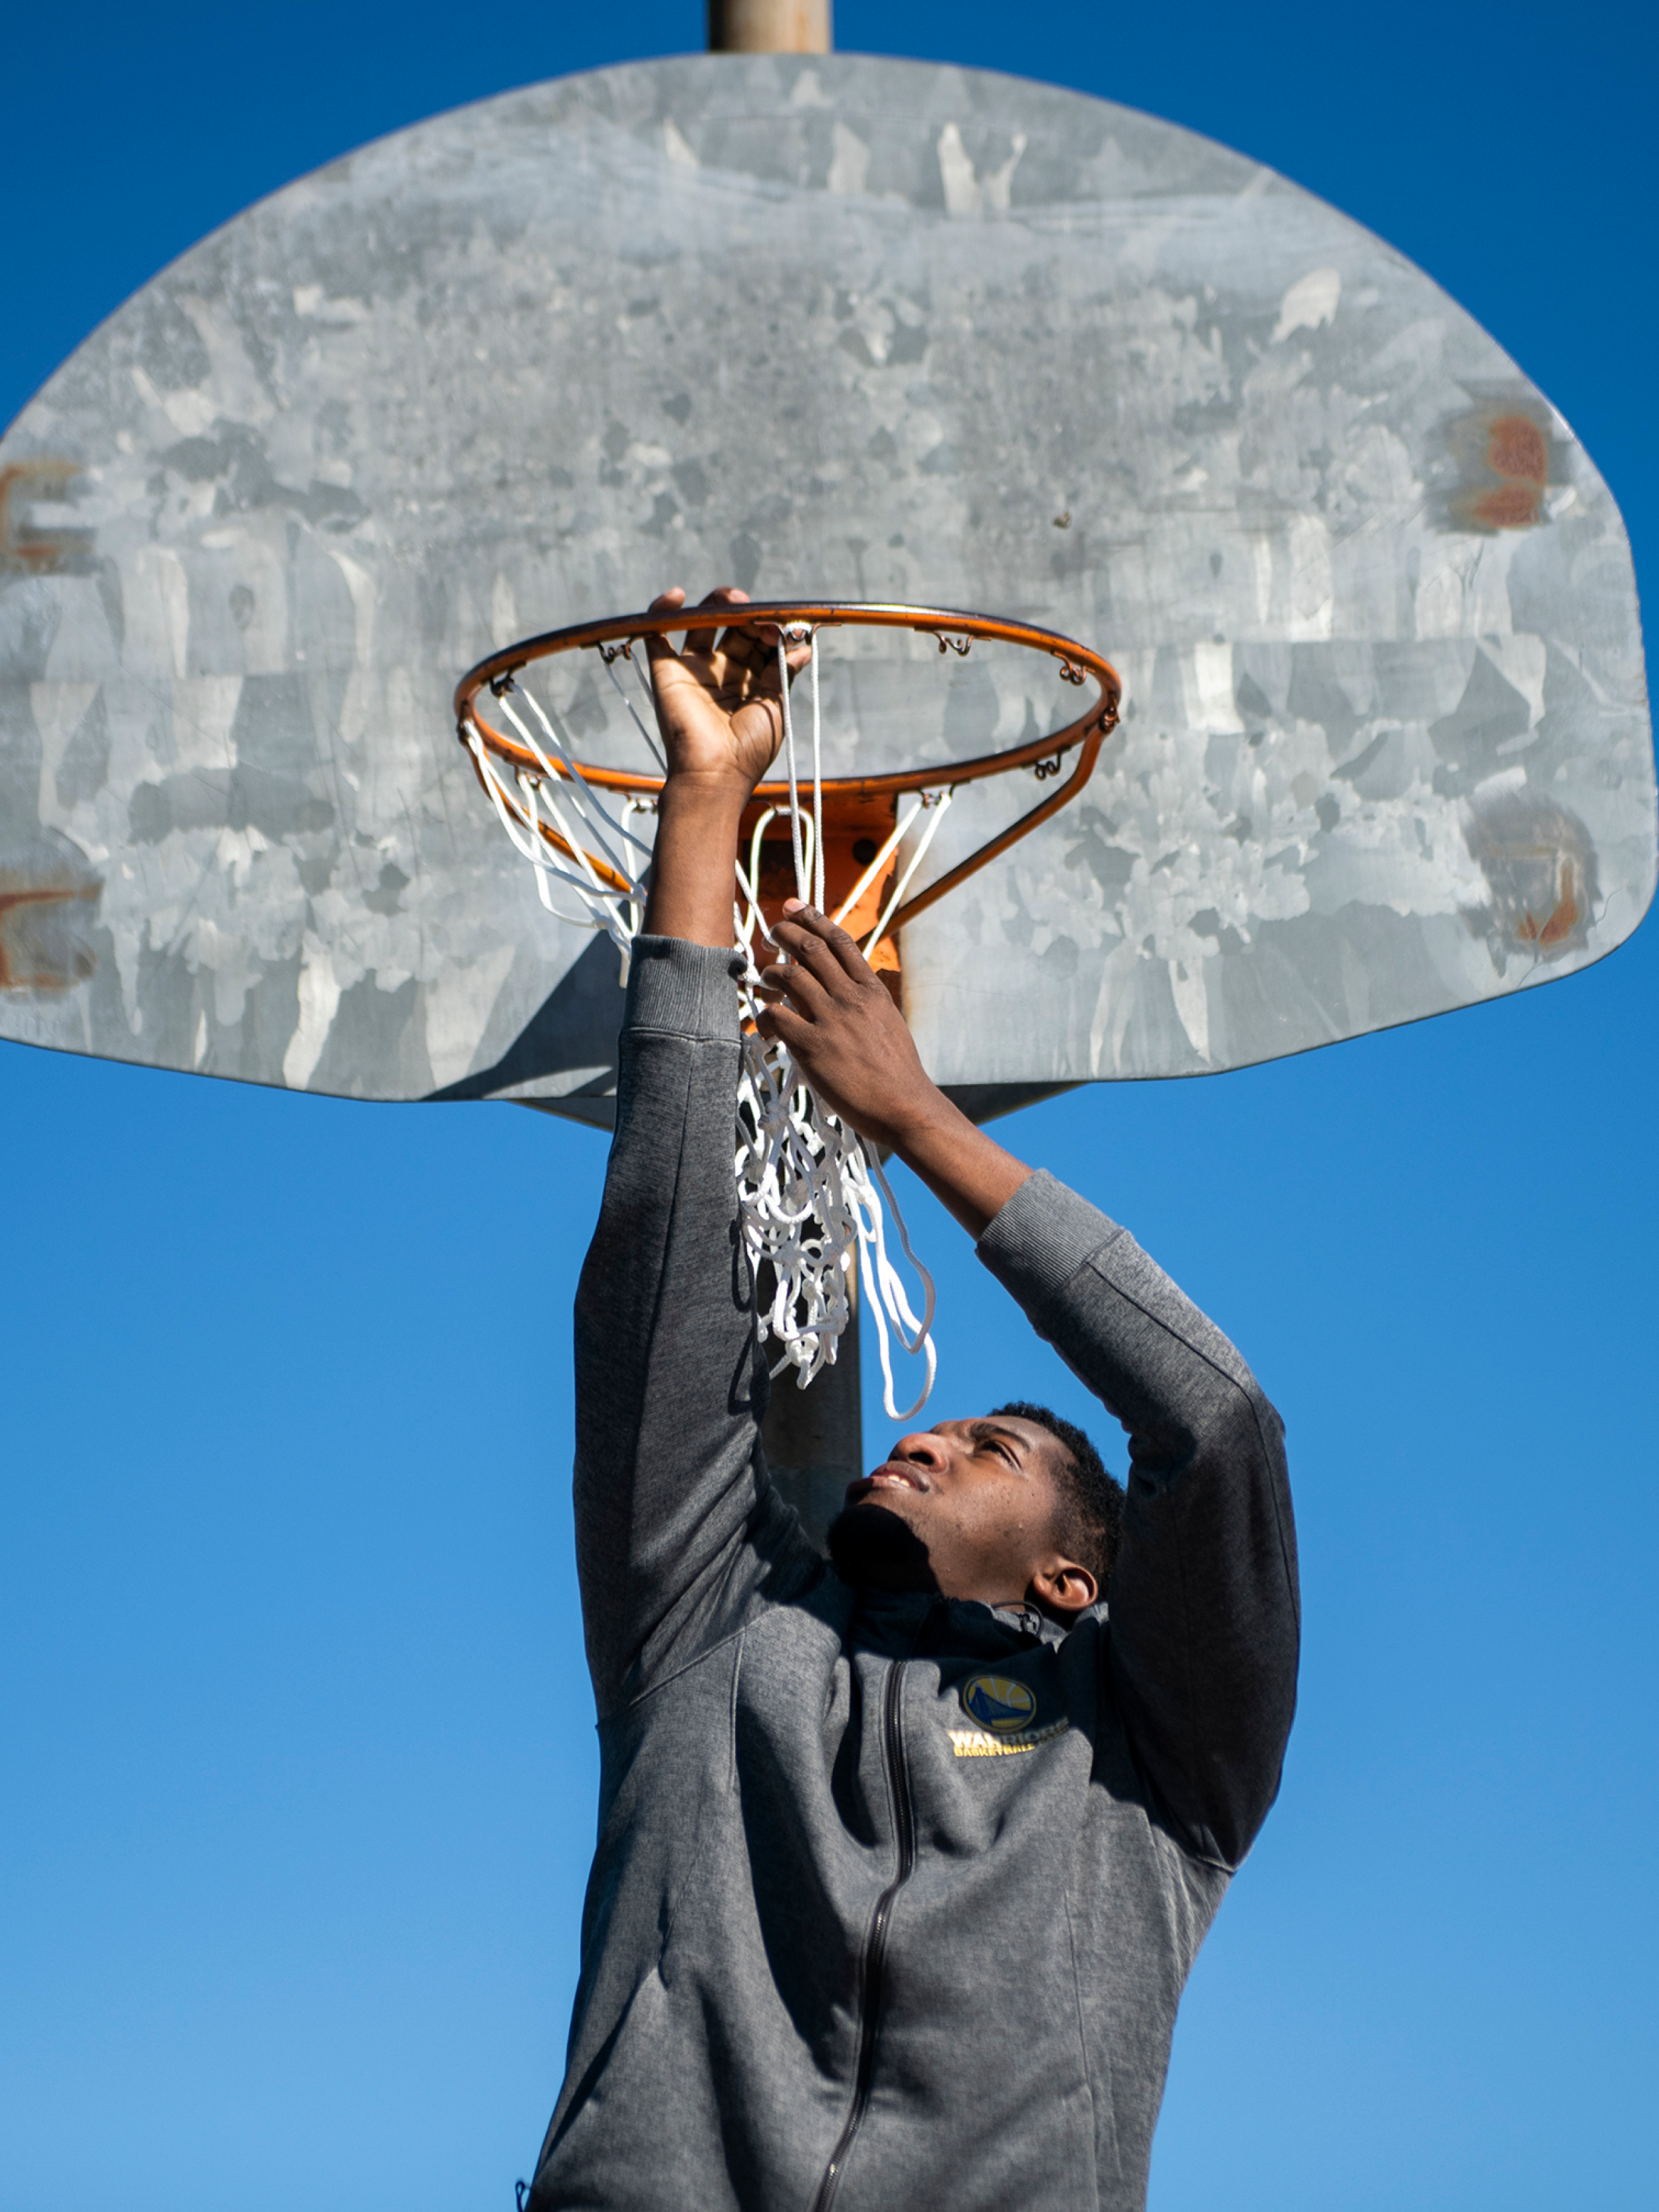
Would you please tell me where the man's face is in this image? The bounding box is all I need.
[828,1415,1087,1612]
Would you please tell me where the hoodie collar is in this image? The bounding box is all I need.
[845,1583,1101,1658]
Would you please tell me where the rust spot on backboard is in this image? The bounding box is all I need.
[0,883,100,988]
[1515,857,1580,948]
[1486,415,1547,484]
[1464,792,1596,967]
[1443,403,1554,533]
[0,459,93,572]
[1469,481,1542,530]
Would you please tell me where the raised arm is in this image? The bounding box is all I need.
[976,1176,1298,1866]
[758,906,1300,1867]
[573,590,812,1714]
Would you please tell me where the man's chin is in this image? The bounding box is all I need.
[826,1500,937,1593]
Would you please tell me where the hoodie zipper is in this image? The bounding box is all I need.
[809,1644,922,2212]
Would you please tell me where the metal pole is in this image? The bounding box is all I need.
[707,0,847,1543]
[759,1263,863,1553]
[707,0,831,54]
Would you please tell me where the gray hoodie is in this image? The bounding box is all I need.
[526,937,1299,2211]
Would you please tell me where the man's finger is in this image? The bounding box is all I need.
[677,579,756,663]
[760,633,814,685]
[758,950,831,1018]
[755,1002,813,1055]
[643,588,689,668]
[773,903,873,986]
[719,617,811,686]
[647,583,748,665]
[699,588,755,622]
[765,918,847,996]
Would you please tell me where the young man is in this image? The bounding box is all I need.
[526,590,1299,2212]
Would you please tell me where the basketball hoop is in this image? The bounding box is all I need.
[454,602,1121,1420]
[456,602,1121,962]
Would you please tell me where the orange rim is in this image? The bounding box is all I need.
[455,601,1121,939]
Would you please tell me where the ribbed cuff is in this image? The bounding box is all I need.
[624,936,745,1044]
[976,1168,1124,1301]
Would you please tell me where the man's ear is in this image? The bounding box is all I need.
[1028,1556,1099,1617]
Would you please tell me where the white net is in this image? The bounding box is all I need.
[461,625,950,1421]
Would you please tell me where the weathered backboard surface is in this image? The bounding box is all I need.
[1,53,1650,1125]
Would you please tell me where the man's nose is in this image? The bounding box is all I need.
[892,1430,948,1469]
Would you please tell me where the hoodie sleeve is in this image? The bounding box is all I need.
[571,936,808,1717]
[976,1170,1299,1869]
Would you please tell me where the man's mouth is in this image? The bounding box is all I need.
[847,1463,928,1502]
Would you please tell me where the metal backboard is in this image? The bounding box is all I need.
[1,54,1649,1123]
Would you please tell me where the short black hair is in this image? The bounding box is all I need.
[992,1400,1125,1587]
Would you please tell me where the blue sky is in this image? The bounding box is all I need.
[3,3,1656,2209]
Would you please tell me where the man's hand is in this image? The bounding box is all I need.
[757,905,1034,1240]
[645,586,809,793]
[756,904,935,1149]
[639,584,807,946]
